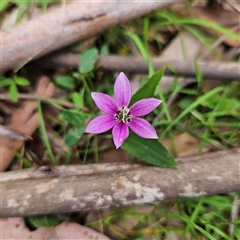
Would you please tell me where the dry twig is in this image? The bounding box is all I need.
[38,53,240,80]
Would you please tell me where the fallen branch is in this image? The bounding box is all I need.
[1,0,174,72]
[37,53,240,80]
[1,148,239,217]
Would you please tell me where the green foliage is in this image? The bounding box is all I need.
[1,4,239,238]
[100,43,109,55]
[14,77,30,86]
[122,132,176,168]
[124,30,148,62]
[200,90,239,117]
[2,0,61,23]
[79,48,99,73]
[91,194,239,239]
[124,29,154,76]
[179,88,198,95]
[36,0,61,11]
[62,110,84,127]
[71,92,84,108]
[0,0,9,11]
[62,110,85,147]
[0,78,13,87]
[160,86,225,137]
[64,127,84,147]
[8,82,18,102]
[0,76,30,102]
[14,151,32,168]
[54,75,75,90]
[184,25,215,49]
[178,97,193,109]
[25,214,59,229]
[37,100,56,165]
[129,68,165,106]
[156,11,239,41]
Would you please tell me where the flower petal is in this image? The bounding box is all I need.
[114,72,132,107]
[112,122,129,149]
[85,115,116,134]
[128,118,158,139]
[130,98,162,116]
[91,92,118,114]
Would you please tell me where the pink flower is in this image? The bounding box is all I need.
[85,72,162,149]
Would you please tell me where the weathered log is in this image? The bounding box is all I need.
[38,53,240,80]
[0,0,174,72]
[1,148,239,217]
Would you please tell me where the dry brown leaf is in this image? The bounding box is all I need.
[162,133,210,157]
[0,217,110,239]
[98,140,130,163]
[0,125,32,141]
[0,76,55,171]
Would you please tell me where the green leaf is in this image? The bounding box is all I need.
[100,44,109,55]
[79,48,98,73]
[9,83,18,102]
[200,94,218,109]
[207,98,240,117]
[129,68,165,106]
[216,98,239,113]
[0,78,13,87]
[0,0,9,11]
[64,127,84,146]
[178,97,193,109]
[25,214,59,229]
[72,92,84,108]
[179,89,198,95]
[122,132,176,168]
[54,75,75,89]
[62,111,84,127]
[14,77,30,86]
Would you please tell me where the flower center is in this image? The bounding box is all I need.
[114,106,131,123]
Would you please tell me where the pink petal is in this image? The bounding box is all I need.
[91,92,118,114]
[85,115,116,134]
[128,118,158,139]
[114,72,132,108]
[130,98,162,116]
[112,122,129,149]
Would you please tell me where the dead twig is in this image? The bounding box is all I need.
[37,54,240,80]
[0,148,239,217]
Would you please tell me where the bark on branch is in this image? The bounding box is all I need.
[38,53,240,80]
[1,148,239,217]
[1,0,174,72]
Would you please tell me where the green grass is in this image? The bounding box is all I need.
[79,7,240,237]
[1,2,239,239]
[86,194,239,239]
